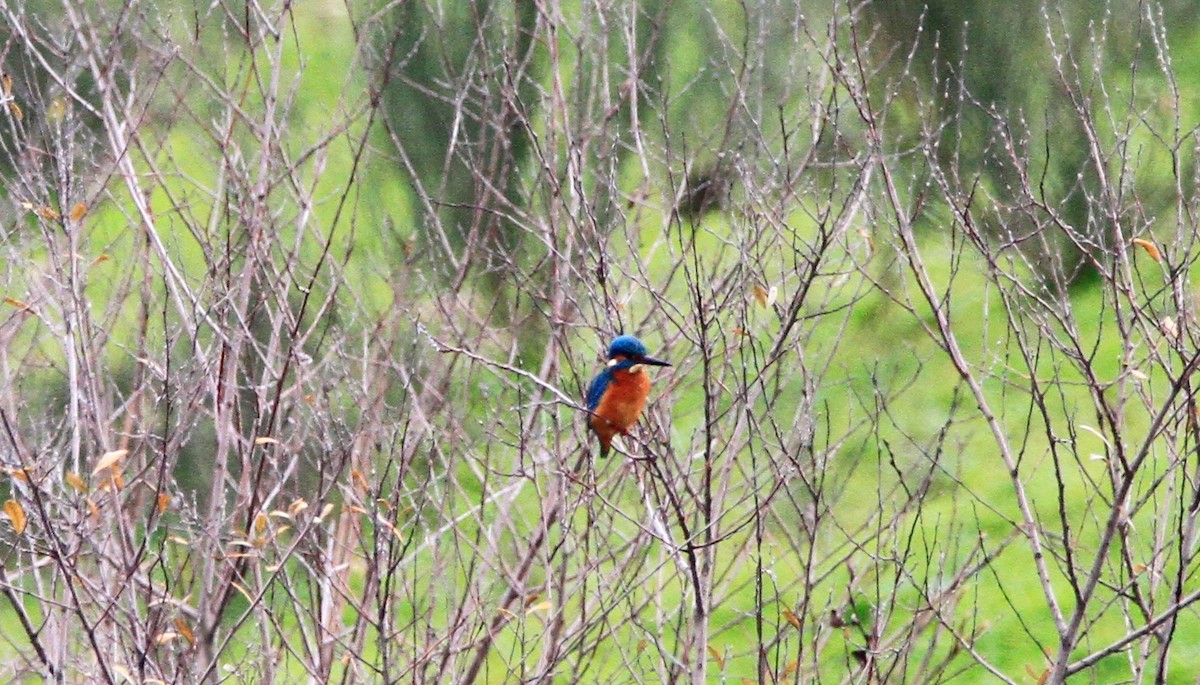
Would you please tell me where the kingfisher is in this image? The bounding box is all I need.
[585,335,671,458]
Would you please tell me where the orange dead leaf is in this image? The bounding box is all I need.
[7,102,21,120]
[3,499,26,536]
[1,74,11,96]
[66,471,87,493]
[92,254,111,266]
[34,206,59,220]
[752,285,769,307]
[1131,238,1161,262]
[4,297,31,311]
[782,608,803,630]
[707,644,725,669]
[68,203,87,222]
[156,493,171,513]
[174,618,195,646]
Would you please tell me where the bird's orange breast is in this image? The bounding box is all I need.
[589,368,652,438]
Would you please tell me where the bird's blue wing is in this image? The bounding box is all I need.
[585,369,611,412]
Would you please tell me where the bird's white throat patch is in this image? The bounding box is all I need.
[628,363,645,374]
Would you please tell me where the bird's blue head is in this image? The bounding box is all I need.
[608,335,648,359]
[606,335,670,367]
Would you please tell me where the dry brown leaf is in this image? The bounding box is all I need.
[1131,237,1161,262]
[3,499,26,536]
[156,493,171,514]
[34,206,59,220]
[8,102,21,120]
[92,449,128,476]
[782,608,802,630]
[68,202,87,222]
[253,436,278,446]
[1,74,11,96]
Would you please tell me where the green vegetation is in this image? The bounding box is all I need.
[1,0,1199,683]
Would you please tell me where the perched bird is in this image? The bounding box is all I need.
[585,335,671,458]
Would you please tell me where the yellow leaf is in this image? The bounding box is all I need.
[1131,238,1161,262]
[1,73,11,96]
[288,498,308,516]
[707,644,725,669]
[68,203,87,222]
[1132,563,1147,574]
[6,467,29,481]
[8,102,21,121]
[34,206,58,220]
[525,600,553,615]
[174,618,195,646]
[92,449,128,476]
[253,436,278,445]
[66,471,87,493]
[352,469,369,491]
[254,513,268,535]
[47,97,67,123]
[4,499,26,535]
[155,632,178,645]
[92,254,111,265]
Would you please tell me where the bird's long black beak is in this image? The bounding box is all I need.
[639,355,671,367]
